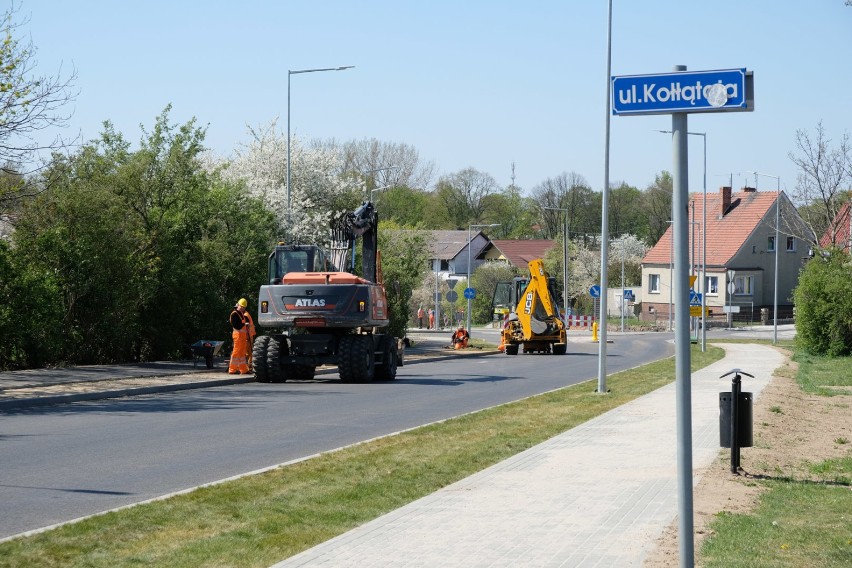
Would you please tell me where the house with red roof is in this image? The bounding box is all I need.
[818,199,851,253]
[477,239,555,269]
[640,186,810,323]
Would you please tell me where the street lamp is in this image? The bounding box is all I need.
[543,206,570,323]
[467,223,500,336]
[369,185,391,202]
[287,65,354,213]
[751,171,781,345]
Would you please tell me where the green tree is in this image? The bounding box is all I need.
[609,182,648,240]
[0,239,65,369]
[642,171,673,244]
[11,108,277,366]
[377,186,430,228]
[378,222,429,339]
[793,251,852,356]
[436,168,500,228]
[480,185,537,239]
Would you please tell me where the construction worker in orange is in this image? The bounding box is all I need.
[228,298,256,374]
[450,324,470,350]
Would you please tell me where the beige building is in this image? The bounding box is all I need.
[640,187,811,324]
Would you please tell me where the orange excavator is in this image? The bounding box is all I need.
[252,201,399,383]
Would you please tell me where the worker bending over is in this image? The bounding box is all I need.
[450,325,470,349]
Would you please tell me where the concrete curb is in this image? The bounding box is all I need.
[0,350,501,411]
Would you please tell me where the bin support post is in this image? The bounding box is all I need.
[730,373,740,473]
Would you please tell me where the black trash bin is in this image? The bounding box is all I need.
[719,391,753,448]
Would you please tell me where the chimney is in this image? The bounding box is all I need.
[720,186,732,216]
[742,186,756,193]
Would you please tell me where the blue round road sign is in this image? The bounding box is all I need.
[589,284,601,298]
[464,287,476,300]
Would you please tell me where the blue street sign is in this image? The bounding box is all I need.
[623,289,634,301]
[689,291,703,306]
[611,68,753,116]
[464,287,476,300]
[589,285,601,298]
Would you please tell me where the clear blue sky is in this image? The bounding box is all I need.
[22,1,852,197]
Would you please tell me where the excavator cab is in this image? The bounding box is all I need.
[267,245,336,284]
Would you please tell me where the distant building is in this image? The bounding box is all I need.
[818,199,851,253]
[477,239,555,269]
[640,186,811,323]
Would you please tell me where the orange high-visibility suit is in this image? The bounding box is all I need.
[228,305,255,374]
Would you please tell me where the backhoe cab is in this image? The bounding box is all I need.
[492,258,567,355]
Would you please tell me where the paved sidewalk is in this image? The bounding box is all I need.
[273,343,786,567]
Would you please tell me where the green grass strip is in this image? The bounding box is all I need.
[700,345,852,567]
[701,476,852,567]
[0,345,723,568]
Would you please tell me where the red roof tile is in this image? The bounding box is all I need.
[642,188,779,267]
[481,239,555,268]
[819,200,851,252]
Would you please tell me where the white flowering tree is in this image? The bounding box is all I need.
[216,120,363,245]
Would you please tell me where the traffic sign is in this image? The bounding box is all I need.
[611,68,753,116]
[622,289,634,301]
[723,305,741,314]
[589,285,601,298]
[690,306,708,317]
[463,287,476,300]
[689,291,702,306]
[727,282,736,294]
[727,269,736,282]
[446,279,458,290]
[446,290,458,303]
[689,275,697,287]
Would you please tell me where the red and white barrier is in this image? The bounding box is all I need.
[565,315,595,328]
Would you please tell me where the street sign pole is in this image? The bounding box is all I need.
[671,67,694,565]
[612,63,753,568]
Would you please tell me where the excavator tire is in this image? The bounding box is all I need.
[505,343,519,356]
[266,337,287,383]
[252,336,271,382]
[375,336,398,381]
[552,343,567,355]
[338,335,375,383]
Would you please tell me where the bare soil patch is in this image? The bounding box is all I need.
[645,347,852,566]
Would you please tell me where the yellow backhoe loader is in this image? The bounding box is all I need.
[492,258,567,355]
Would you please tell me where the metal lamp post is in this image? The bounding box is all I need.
[543,206,570,320]
[287,66,354,213]
[370,185,391,202]
[752,172,781,345]
[466,223,500,336]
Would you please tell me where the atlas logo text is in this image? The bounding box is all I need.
[295,298,326,307]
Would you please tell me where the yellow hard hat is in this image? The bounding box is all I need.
[238,298,248,308]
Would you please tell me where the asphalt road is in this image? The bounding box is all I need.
[0,333,673,540]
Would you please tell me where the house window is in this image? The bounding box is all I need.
[649,274,661,293]
[706,275,719,296]
[767,235,776,252]
[440,259,450,271]
[734,275,753,296]
[786,236,796,252]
